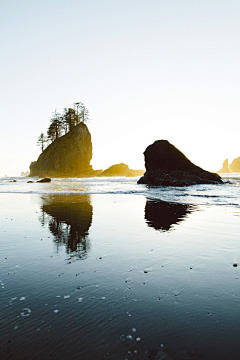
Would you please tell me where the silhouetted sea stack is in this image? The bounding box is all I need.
[30,123,97,177]
[138,140,222,186]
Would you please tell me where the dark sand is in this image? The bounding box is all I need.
[0,193,240,359]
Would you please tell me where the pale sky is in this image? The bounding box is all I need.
[1,0,240,176]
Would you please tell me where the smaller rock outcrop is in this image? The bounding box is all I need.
[138,140,222,186]
[21,171,30,177]
[37,178,51,183]
[98,163,144,177]
[217,159,230,173]
[229,157,240,172]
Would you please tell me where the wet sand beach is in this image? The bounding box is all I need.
[1,192,240,359]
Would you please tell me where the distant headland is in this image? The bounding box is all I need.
[217,157,240,173]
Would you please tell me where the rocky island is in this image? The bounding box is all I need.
[229,157,240,172]
[138,140,222,186]
[217,157,240,173]
[30,123,97,177]
[98,163,144,177]
[217,159,230,173]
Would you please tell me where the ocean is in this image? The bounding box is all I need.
[0,174,240,359]
[1,173,240,207]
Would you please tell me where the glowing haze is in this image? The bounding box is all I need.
[1,0,240,176]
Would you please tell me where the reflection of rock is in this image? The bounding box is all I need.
[98,163,144,177]
[229,157,240,172]
[145,199,196,232]
[217,159,230,173]
[30,123,96,177]
[138,140,222,186]
[40,195,92,259]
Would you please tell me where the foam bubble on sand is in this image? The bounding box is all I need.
[120,335,126,341]
[64,295,70,299]
[126,335,133,340]
[54,309,59,313]
[21,308,31,317]
[9,297,17,305]
[78,297,83,302]
[132,328,136,332]
[20,297,25,301]
[136,337,141,341]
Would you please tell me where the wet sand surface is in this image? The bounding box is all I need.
[0,193,240,359]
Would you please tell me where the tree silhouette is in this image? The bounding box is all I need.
[80,105,90,123]
[38,102,91,151]
[63,108,76,132]
[37,133,48,152]
[47,110,63,141]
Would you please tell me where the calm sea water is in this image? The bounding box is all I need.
[0,174,240,359]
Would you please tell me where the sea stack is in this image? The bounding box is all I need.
[30,123,95,177]
[138,140,222,186]
[98,163,144,177]
[217,159,230,173]
[229,157,240,172]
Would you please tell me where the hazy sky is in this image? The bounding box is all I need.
[1,0,240,176]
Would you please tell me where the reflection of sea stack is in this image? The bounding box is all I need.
[30,123,96,177]
[217,159,230,173]
[138,140,222,186]
[40,195,92,259]
[145,199,196,232]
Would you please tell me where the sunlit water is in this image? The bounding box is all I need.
[0,174,240,359]
[0,173,240,207]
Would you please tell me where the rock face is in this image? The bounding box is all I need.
[138,140,222,186]
[30,123,95,177]
[217,159,230,173]
[229,157,240,172]
[98,163,144,177]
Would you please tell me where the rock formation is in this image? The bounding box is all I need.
[37,178,51,183]
[217,159,230,173]
[21,171,30,177]
[30,123,96,177]
[138,140,222,186]
[229,157,240,172]
[98,163,144,177]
